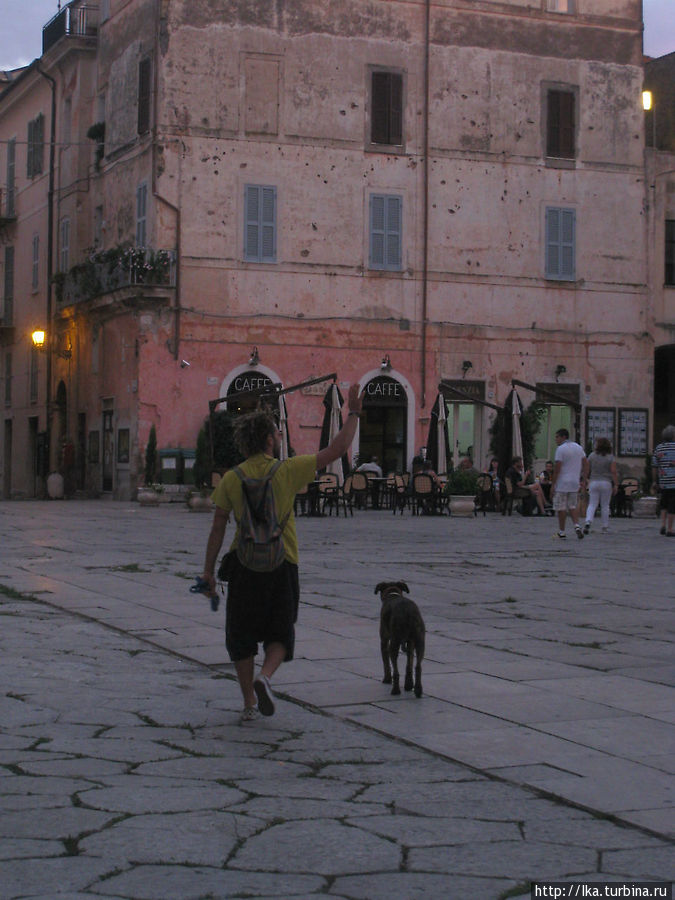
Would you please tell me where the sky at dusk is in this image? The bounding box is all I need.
[1,1,674,73]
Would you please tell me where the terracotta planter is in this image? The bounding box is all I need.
[137,489,160,507]
[188,494,214,512]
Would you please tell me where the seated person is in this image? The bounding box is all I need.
[458,456,479,476]
[356,456,383,478]
[538,460,555,505]
[486,457,501,509]
[505,456,548,516]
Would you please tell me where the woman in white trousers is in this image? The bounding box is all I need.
[584,437,618,533]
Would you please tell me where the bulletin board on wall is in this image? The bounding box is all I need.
[618,408,649,457]
[585,407,616,451]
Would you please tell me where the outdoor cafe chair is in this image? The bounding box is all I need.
[475,473,494,516]
[411,473,441,515]
[350,472,369,509]
[317,473,339,515]
[391,474,408,514]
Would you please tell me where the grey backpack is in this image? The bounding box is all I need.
[233,461,290,572]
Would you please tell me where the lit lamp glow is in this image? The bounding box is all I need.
[642,90,652,111]
[31,330,46,349]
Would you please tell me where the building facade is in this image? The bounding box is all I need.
[0,0,657,499]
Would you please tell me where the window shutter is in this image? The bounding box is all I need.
[370,195,386,268]
[138,58,151,135]
[35,114,44,175]
[32,234,40,290]
[245,185,276,262]
[3,246,14,326]
[385,196,402,269]
[27,119,34,177]
[546,207,575,280]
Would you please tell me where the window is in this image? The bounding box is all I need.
[4,352,11,407]
[138,57,152,135]
[545,207,576,281]
[27,113,45,177]
[136,182,148,247]
[30,347,38,404]
[244,185,277,263]
[666,220,675,286]
[369,194,402,271]
[32,234,39,290]
[5,138,15,216]
[370,70,403,147]
[60,218,70,272]
[546,89,575,159]
[3,246,14,325]
[546,0,574,11]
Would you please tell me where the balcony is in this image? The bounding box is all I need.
[56,247,177,306]
[0,186,16,226]
[43,2,98,56]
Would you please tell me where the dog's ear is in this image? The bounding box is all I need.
[397,581,410,594]
[374,583,384,595]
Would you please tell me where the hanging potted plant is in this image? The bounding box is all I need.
[445,468,479,517]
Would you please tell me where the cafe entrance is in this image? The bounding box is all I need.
[221,368,278,414]
[359,375,408,474]
[440,380,486,469]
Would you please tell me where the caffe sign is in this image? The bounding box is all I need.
[229,372,274,395]
[363,376,407,407]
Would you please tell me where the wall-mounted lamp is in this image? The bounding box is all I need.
[555,364,566,382]
[248,346,260,367]
[642,90,652,111]
[380,354,392,372]
[461,360,473,378]
[31,329,72,359]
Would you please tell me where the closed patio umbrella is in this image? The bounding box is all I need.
[278,394,290,461]
[319,383,349,485]
[511,390,524,463]
[426,393,450,474]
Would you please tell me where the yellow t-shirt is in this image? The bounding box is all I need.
[211,453,317,565]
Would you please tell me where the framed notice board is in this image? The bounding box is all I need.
[586,407,615,450]
[618,408,649,457]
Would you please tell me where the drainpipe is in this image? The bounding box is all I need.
[420,0,431,409]
[152,0,180,361]
[36,63,57,473]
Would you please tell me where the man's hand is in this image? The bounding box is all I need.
[347,382,363,416]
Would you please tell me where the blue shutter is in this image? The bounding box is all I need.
[245,185,276,262]
[546,206,575,280]
[370,194,402,270]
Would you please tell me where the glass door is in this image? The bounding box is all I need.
[447,403,478,469]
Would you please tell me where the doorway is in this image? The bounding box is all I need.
[29,416,38,498]
[447,402,479,469]
[654,344,675,442]
[360,375,408,473]
[102,409,114,492]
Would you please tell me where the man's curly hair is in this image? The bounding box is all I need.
[233,410,277,458]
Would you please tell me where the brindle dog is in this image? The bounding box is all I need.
[375,581,425,698]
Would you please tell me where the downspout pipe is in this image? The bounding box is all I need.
[421,0,431,410]
[36,63,57,471]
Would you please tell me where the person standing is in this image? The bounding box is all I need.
[202,383,363,724]
[651,424,675,537]
[551,428,588,539]
[583,437,618,535]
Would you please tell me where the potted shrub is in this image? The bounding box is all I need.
[188,427,214,511]
[138,425,160,505]
[445,468,479,517]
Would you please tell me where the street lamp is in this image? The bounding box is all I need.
[642,90,656,148]
[31,330,46,349]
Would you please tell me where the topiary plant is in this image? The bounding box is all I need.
[144,424,157,486]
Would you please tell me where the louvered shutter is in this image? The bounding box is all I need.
[35,114,44,175]
[385,196,402,269]
[27,119,34,177]
[6,139,15,214]
[138,58,151,134]
[546,207,575,280]
[370,195,386,268]
[260,187,276,262]
[245,185,276,262]
[3,246,14,325]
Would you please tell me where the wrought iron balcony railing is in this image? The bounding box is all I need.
[56,247,177,305]
[43,3,98,55]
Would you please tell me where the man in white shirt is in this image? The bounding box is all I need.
[356,457,383,478]
[551,428,588,539]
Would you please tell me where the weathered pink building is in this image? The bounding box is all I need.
[1,0,664,499]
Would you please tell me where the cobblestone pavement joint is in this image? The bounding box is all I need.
[0,501,672,899]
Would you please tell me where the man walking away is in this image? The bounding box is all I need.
[652,424,675,537]
[202,383,363,724]
[551,427,588,540]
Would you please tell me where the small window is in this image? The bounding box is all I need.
[138,57,152,135]
[244,185,277,263]
[545,207,576,281]
[60,218,70,272]
[369,194,402,271]
[136,182,148,247]
[546,0,574,11]
[3,246,14,326]
[27,113,45,177]
[547,89,575,159]
[370,70,403,147]
[666,220,675,286]
[32,234,39,290]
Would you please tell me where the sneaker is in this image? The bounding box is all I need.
[253,675,275,717]
[583,523,590,534]
[239,706,261,724]
[575,525,584,540]
[555,531,567,539]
